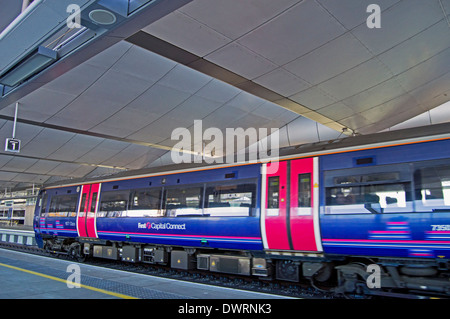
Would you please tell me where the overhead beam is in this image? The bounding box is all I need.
[0,114,174,153]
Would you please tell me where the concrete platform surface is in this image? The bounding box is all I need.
[0,248,292,299]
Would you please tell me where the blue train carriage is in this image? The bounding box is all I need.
[94,164,263,251]
[320,138,450,258]
[33,185,80,251]
[319,137,450,295]
[32,128,450,296]
[34,163,266,274]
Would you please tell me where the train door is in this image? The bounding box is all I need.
[289,158,322,251]
[76,183,101,238]
[263,161,290,250]
[262,158,322,252]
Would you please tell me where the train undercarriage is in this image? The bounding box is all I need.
[41,236,450,298]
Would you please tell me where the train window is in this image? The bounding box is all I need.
[163,186,203,217]
[325,166,412,214]
[334,172,400,185]
[325,183,412,214]
[414,164,450,212]
[127,188,163,217]
[298,173,311,208]
[98,190,129,217]
[204,182,256,217]
[48,194,79,217]
[40,194,48,217]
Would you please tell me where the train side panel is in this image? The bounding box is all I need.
[319,139,450,259]
[95,164,263,251]
[34,185,80,247]
[96,216,262,250]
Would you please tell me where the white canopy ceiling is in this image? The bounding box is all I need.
[0,41,337,189]
[0,0,449,190]
[139,0,450,134]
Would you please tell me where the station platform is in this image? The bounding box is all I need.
[0,248,292,299]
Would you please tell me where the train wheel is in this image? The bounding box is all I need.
[68,243,85,262]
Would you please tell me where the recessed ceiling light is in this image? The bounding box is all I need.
[89,9,117,25]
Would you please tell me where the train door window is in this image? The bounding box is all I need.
[267,176,280,216]
[292,173,312,216]
[414,164,450,212]
[128,188,163,217]
[79,193,87,217]
[90,192,98,213]
[163,186,203,217]
[204,181,256,217]
[298,173,311,207]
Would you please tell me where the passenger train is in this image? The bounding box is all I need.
[34,124,450,297]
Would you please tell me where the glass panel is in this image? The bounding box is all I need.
[414,164,450,211]
[48,194,78,217]
[204,182,256,217]
[164,186,203,217]
[40,195,48,216]
[298,173,311,207]
[334,172,400,185]
[267,176,280,216]
[90,193,97,212]
[325,183,412,214]
[267,176,279,209]
[80,193,87,210]
[78,193,87,217]
[128,188,163,217]
[98,190,129,217]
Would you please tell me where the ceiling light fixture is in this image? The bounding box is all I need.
[0,46,57,87]
[89,9,117,25]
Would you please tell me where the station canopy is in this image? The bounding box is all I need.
[0,0,449,190]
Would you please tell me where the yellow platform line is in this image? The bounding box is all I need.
[0,262,138,299]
